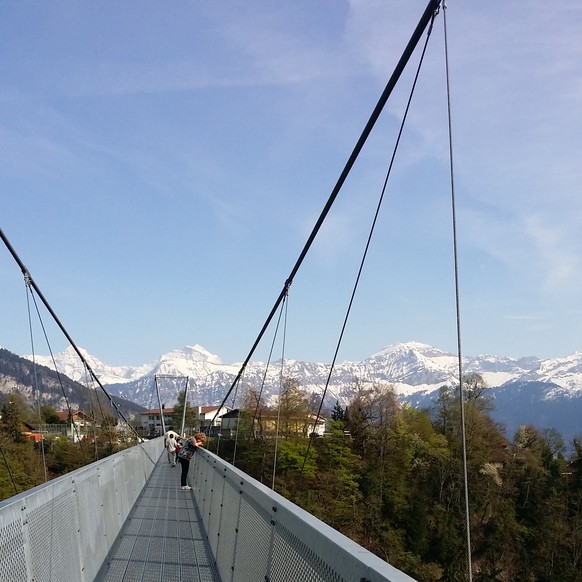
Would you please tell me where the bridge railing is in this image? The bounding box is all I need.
[190,448,417,582]
[0,437,163,582]
[0,439,417,582]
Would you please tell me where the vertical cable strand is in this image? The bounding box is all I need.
[442,3,473,580]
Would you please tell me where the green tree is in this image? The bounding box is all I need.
[273,438,317,496]
[302,421,363,536]
[38,404,62,424]
[275,377,309,437]
[463,373,494,413]
[345,381,399,456]
[45,436,87,475]
[0,435,47,500]
[240,386,267,438]
[430,379,526,580]
[331,401,345,421]
[0,398,27,443]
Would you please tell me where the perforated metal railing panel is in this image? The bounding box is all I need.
[95,455,220,582]
[1,441,417,582]
[190,449,418,582]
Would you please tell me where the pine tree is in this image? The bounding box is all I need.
[1,398,26,444]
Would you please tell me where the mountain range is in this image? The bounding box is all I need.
[20,341,582,448]
[0,348,145,419]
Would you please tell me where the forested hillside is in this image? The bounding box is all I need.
[216,381,582,581]
[0,348,145,500]
[0,394,142,500]
[0,348,144,416]
[2,356,581,580]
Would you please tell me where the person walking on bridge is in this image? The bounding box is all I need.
[176,432,206,490]
[164,430,178,466]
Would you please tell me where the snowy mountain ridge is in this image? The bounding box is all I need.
[25,341,582,403]
[22,341,582,444]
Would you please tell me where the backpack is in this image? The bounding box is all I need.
[177,438,197,460]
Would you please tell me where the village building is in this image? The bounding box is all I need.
[220,409,327,437]
[136,405,231,436]
[137,407,179,435]
[197,405,230,434]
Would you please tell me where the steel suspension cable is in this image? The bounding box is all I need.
[228,294,288,467]
[271,295,289,491]
[180,376,190,437]
[210,0,443,427]
[83,366,101,461]
[249,292,287,439]
[25,280,49,482]
[229,364,252,459]
[230,370,244,464]
[85,363,112,459]
[0,227,155,465]
[298,3,441,485]
[228,296,287,466]
[25,280,88,458]
[442,4,473,581]
[0,441,18,496]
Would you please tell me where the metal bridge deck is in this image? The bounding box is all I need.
[96,453,221,582]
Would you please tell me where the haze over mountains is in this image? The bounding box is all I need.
[24,341,582,448]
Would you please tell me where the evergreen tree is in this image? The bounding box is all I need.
[304,421,362,536]
[1,398,27,444]
[331,401,345,421]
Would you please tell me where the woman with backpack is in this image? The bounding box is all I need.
[176,432,206,490]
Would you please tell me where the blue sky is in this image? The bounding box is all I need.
[2,1,582,367]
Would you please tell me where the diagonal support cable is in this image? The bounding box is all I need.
[212,0,444,424]
[0,227,156,466]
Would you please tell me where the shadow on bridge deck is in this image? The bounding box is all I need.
[96,454,221,582]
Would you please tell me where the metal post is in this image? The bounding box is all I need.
[154,375,166,436]
[180,376,190,436]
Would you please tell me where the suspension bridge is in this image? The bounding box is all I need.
[0,437,417,582]
[0,1,472,580]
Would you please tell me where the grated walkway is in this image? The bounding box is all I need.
[95,453,221,582]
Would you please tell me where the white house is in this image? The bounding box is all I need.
[136,407,179,435]
[136,405,231,436]
[197,405,230,433]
